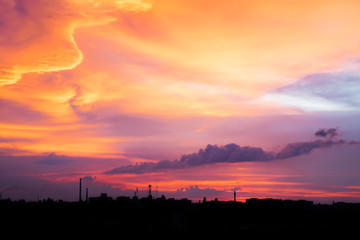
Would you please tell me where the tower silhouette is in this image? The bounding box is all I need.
[79,178,82,202]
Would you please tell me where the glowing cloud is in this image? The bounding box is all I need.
[0,0,152,86]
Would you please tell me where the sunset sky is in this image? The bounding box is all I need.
[1,0,360,203]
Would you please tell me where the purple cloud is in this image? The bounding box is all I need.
[276,139,346,159]
[105,144,276,174]
[315,128,339,138]
[105,129,360,174]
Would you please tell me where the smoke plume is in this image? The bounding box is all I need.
[105,128,358,174]
[315,128,339,138]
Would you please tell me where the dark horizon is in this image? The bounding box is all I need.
[2,0,360,211]
[3,186,360,205]
[2,193,360,235]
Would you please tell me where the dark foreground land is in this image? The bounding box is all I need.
[1,196,360,237]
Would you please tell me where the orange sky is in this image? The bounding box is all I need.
[1,0,360,202]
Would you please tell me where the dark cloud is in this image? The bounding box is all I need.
[105,144,276,174]
[315,128,339,138]
[231,187,242,192]
[276,139,346,159]
[105,128,360,174]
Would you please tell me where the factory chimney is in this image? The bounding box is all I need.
[86,187,88,203]
[148,185,152,198]
[234,190,236,202]
[79,178,82,202]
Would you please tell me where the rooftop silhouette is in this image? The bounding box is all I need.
[1,194,360,235]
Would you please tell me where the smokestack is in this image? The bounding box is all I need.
[234,191,236,202]
[79,178,82,202]
[86,188,88,203]
[148,185,152,198]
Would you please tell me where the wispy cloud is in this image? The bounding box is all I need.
[276,139,347,159]
[264,71,360,112]
[0,0,152,86]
